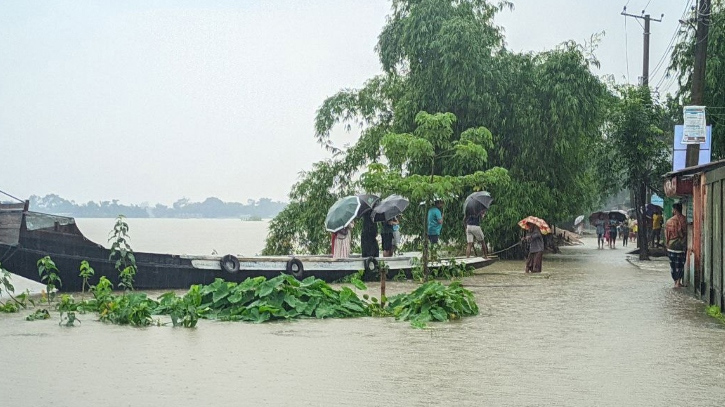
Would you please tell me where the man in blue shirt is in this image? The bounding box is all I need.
[427,200,444,244]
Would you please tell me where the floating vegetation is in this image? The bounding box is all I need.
[8,273,479,329]
[386,281,479,328]
[26,309,50,321]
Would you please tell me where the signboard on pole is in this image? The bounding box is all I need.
[672,125,711,171]
[682,105,707,144]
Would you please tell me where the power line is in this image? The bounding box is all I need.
[651,0,694,86]
[643,0,653,13]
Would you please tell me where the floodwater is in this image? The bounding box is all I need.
[75,217,271,256]
[2,235,725,406]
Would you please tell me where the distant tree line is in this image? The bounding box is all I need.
[27,194,287,219]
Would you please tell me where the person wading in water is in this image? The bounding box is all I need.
[665,203,687,288]
[523,222,544,273]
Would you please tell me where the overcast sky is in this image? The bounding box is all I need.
[0,0,688,206]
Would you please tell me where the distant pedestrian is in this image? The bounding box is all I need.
[620,221,629,247]
[651,212,663,248]
[665,203,687,288]
[464,209,488,258]
[595,215,606,249]
[608,219,618,249]
[427,200,444,244]
[523,222,544,273]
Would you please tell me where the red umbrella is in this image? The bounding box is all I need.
[518,216,551,235]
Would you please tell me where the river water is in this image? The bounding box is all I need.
[2,222,725,405]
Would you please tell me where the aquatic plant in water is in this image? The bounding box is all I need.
[37,256,61,305]
[58,294,80,327]
[26,308,50,321]
[1,262,19,313]
[108,215,137,291]
[78,260,95,296]
[14,270,479,329]
[386,281,479,328]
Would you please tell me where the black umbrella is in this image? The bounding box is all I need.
[589,211,608,224]
[463,191,493,216]
[608,210,627,222]
[355,194,380,218]
[371,195,410,222]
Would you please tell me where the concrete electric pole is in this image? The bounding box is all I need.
[621,7,664,85]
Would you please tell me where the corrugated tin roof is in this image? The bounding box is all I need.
[663,158,725,178]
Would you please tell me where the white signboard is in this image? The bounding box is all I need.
[682,105,707,144]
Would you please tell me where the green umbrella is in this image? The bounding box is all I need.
[325,196,361,233]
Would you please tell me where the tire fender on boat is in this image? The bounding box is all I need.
[220,254,240,273]
[286,258,304,278]
[364,257,379,273]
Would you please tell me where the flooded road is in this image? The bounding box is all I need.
[2,237,725,406]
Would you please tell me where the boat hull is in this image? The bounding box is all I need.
[0,202,495,292]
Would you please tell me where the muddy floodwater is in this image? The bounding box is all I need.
[2,237,725,406]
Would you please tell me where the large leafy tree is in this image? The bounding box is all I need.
[669,0,725,159]
[264,0,610,256]
[361,111,510,272]
[605,85,669,260]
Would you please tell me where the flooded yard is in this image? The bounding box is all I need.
[2,238,724,406]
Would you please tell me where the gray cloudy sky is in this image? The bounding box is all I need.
[0,0,687,206]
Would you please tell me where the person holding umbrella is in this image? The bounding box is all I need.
[372,195,410,255]
[332,222,354,259]
[325,196,361,258]
[464,209,487,258]
[463,191,493,258]
[518,216,549,273]
[595,214,606,249]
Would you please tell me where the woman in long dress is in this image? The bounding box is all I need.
[333,223,353,259]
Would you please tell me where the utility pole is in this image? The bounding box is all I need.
[621,7,664,85]
[686,0,711,167]
[621,6,664,260]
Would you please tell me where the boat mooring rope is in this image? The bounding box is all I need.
[488,241,522,256]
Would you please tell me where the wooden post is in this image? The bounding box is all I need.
[380,263,386,308]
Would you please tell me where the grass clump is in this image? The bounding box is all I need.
[706,305,725,324]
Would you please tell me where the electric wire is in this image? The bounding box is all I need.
[650,0,693,81]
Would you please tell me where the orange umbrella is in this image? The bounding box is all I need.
[518,216,551,235]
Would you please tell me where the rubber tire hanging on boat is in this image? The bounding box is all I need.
[364,257,379,273]
[286,258,304,278]
[220,254,240,274]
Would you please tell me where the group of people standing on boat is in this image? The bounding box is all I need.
[332,213,404,259]
[331,198,489,260]
[426,199,489,258]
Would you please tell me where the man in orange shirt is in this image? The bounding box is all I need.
[665,203,687,288]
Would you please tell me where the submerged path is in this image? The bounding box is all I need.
[1,237,724,406]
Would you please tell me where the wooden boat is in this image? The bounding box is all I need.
[0,201,494,292]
